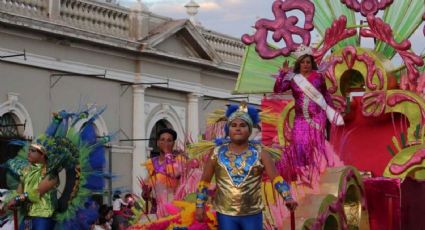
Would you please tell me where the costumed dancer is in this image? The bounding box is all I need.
[195,102,297,229]
[2,107,111,230]
[142,128,186,217]
[6,143,57,230]
[273,45,344,185]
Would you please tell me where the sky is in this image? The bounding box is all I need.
[119,0,274,38]
[117,0,425,60]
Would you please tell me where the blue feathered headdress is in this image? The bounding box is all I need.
[224,101,260,135]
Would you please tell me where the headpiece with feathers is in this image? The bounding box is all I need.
[189,101,281,160]
[2,105,112,230]
[225,101,260,135]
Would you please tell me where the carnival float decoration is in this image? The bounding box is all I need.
[236,0,425,229]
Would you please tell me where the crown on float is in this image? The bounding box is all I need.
[293,44,313,59]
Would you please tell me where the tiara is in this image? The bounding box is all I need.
[238,101,248,113]
[293,44,313,59]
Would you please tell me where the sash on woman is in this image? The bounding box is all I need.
[292,74,344,126]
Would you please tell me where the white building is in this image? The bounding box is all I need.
[0,0,261,199]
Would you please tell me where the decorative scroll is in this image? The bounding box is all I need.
[313,16,357,62]
[342,46,384,90]
[362,91,386,117]
[387,93,425,123]
[325,56,344,94]
[360,15,424,90]
[327,46,385,95]
[389,149,425,175]
[341,0,393,17]
[241,0,315,59]
[384,144,425,180]
[363,90,425,120]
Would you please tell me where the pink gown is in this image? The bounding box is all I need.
[274,70,334,182]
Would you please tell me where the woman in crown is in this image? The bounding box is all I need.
[273,45,344,185]
[194,102,297,230]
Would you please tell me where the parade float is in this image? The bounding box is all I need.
[129,0,425,229]
[236,0,425,229]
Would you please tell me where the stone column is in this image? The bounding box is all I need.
[129,0,149,41]
[132,83,148,195]
[187,93,201,142]
[47,0,61,20]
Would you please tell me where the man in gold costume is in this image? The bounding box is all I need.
[195,102,297,229]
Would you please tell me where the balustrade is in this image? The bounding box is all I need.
[0,0,131,38]
[0,0,48,18]
[0,0,244,64]
[59,0,130,37]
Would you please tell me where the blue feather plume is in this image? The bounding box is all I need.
[80,122,97,145]
[225,104,239,118]
[225,103,260,125]
[45,121,59,137]
[55,118,69,137]
[62,201,99,230]
[46,110,75,137]
[89,145,105,170]
[84,174,104,190]
[247,106,260,125]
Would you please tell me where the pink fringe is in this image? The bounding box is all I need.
[205,121,226,140]
[174,168,203,200]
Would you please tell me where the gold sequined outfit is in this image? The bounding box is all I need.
[211,143,264,216]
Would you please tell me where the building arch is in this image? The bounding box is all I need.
[0,93,33,139]
[145,103,185,147]
[0,93,33,189]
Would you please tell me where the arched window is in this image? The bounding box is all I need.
[148,119,172,158]
[0,113,24,188]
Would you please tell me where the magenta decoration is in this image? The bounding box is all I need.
[361,15,424,91]
[241,0,315,59]
[387,93,425,122]
[340,0,393,17]
[390,149,425,175]
[342,46,384,90]
[417,72,425,95]
[362,91,386,117]
[313,16,357,62]
[324,56,344,94]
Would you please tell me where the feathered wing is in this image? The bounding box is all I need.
[2,107,111,230]
[53,108,111,230]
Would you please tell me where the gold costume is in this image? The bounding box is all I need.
[211,143,264,216]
